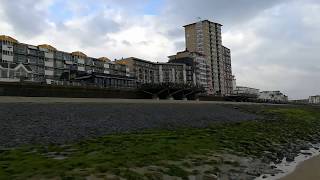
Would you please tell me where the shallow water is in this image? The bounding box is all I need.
[256,144,320,180]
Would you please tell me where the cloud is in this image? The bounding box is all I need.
[222,0,320,98]
[0,0,319,99]
[0,0,53,37]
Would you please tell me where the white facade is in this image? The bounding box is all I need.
[44,70,54,76]
[44,61,54,68]
[233,86,259,96]
[232,76,236,91]
[0,63,33,82]
[77,66,85,72]
[1,54,13,62]
[309,95,320,104]
[259,91,288,102]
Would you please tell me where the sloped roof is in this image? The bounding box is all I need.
[0,63,32,72]
[98,57,111,62]
[38,44,57,51]
[0,35,18,43]
[71,51,87,58]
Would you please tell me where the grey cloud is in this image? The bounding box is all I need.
[0,0,51,37]
[58,10,121,47]
[174,41,186,52]
[122,40,131,46]
[162,0,286,28]
[228,1,320,98]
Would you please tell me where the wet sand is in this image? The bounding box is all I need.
[280,155,320,180]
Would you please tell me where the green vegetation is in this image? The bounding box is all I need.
[0,105,320,179]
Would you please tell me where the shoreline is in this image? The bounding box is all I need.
[280,154,320,180]
[256,145,320,180]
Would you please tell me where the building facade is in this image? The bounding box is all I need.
[168,50,213,94]
[309,95,320,104]
[233,86,260,96]
[0,63,33,82]
[184,20,233,95]
[259,91,288,103]
[0,35,133,87]
[222,46,233,95]
[116,57,186,85]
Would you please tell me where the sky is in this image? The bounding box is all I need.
[0,0,319,99]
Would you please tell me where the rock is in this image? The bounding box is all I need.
[270,165,277,169]
[301,152,312,156]
[262,175,268,179]
[286,154,295,162]
[300,144,310,151]
[203,174,218,180]
[246,170,261,177]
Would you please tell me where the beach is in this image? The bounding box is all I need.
[280,155,320,180]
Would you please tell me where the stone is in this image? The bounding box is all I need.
[286,154,295,162]
[301,152,312,156]
[203,174,218,180]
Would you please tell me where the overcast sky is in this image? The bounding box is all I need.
[0,0,319,99]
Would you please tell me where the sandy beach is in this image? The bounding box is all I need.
[280,155,320,180]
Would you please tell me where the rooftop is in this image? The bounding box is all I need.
[0,35,18,44]
[183,20,223,28]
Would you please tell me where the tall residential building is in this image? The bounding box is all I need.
[184,20,233,95]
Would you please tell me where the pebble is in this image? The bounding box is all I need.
[0,103,258,147]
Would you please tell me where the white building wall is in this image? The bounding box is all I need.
[77,66,85,72]
[44,52,54,59]
[2,55,13,62]
[44,70,54,76]
[44,61,54,68]
[258,91,288,102]
[158,65,163,83]
[2,44,13,51]
[309,96,320,104]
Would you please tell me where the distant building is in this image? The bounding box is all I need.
[184,20,233,95]
[309,95,320,104]
[232,76,236,91]
[259,91,288,103]
[233,86,260,96]
[290,99,308,104]
[116,57,186,85]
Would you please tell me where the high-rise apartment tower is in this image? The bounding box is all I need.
[184,20,233,95]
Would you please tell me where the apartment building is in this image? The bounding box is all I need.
[309,95,320,104]
[184,20,233,95]
[157,62,186,84]
[233,86,260,96]
[116,57,186,85]
[168,50,213,94]
[0,35,133,87]
[222,46,233,95]
[259,91,288,103]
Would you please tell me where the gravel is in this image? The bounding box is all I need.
[0,102,258,148]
